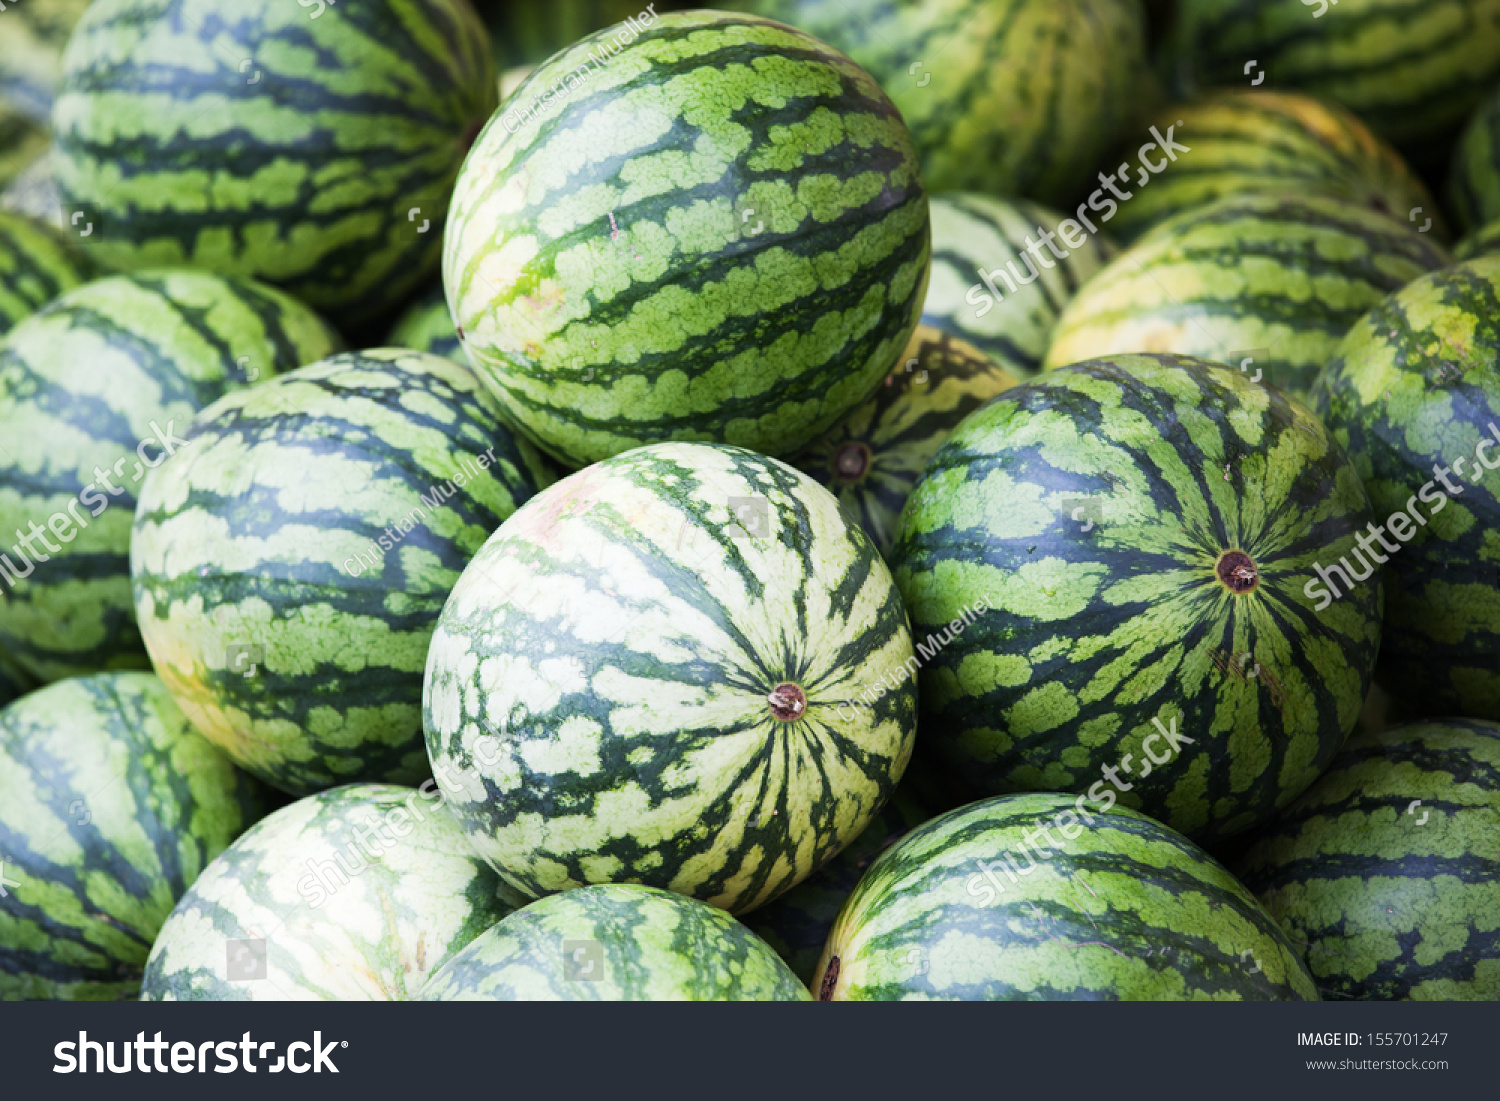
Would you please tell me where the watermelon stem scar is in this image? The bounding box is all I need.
[768,683,807,722]
[818,957,840,1000]
[832,442,872,483]
[1216,550,1260,593]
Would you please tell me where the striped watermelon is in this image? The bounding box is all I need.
[1044,193,1450,396]
[1233,720,1500,1000]
[792,326,1018,558]
[444,9,930,468]
[891,354,1383,846]
[1450,83,1500,232]
[0,210,93,336]
[52,0,498,334]
[814,793,1318,1001]
[0,0,90,124]
[923,193,1114,380]
[423,441,917,914]
[0,672,271,1000]
[0,270,340,684]
[141,783,515,1000]
[1170,0,1500,154]
[748,787,929,985]
[741,0,1149,205]
[1310,257,1500,720]
[1105,90,1442,243]
[419,884,810,1001]
[1456,219,1500,260]
[388,286,462,363]
[131,349,552,797]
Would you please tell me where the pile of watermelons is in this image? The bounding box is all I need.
[0,0,1497,1003]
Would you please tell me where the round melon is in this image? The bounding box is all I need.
[419,884,810,1001]
[444,9,930,467]
[1044,193,1449,396]
[1311,257,1500,720]
[743,0,1149,204]
[51,0,497,333]
[748,787,929,985]
[1233,720,1500,1000]
[141,783,515,1000]
[792,326,1018,558]
[814,793,1318,1001]
[131,349,552,796]
[890,353,1382,845]
[0,671,271,1000]
[1105,90,1441,242]
[0,209,93,336]
[1170,0,1500,154]
[922,193,1114,380]
[0,269,340,683]
[387,286,462,363]
[422,441,918,914]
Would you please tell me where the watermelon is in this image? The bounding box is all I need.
[1104,90,1442,243]
[792,326,1018,558]
[1233,720,1500,1000]
[923,193,1114,380]
[814,792,1319,1001]
[0,0,91,124]
[1044,193,1450,396]
[890,354,1383,846]
[131,349,551,797]
[444,9,930,468]
[748,787,929,985]
[1450,83,1500,232]
[1456,219,1500,260]
[0,209,93,336]
[140,783,515,1000]
[1310,257,1500,720]
[0,270,340,684]
[1170,0,1500,155]
[388,286,462,363]
[423,441,917,914]
[740,0,1149,205]
[419,883,810,1001]
[51,0,498,334]
[0,671,271,1000]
